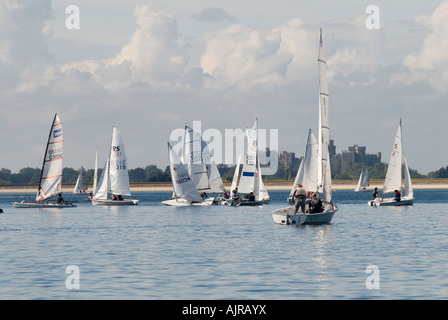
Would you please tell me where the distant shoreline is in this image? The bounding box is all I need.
[1,179,448,193]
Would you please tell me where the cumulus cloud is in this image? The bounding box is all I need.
[192,7,236,23]
[392,1,448,91]
[0,0,53,88]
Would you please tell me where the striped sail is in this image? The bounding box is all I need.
[36,114,64,202]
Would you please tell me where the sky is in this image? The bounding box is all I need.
[1,0,447,175]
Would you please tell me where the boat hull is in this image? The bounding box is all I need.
[12,201,76,208]
[161,197,214,207]
[272,205,337,225]
[92,199,139,206]
[368,197,414,207]
[224,199,263,206]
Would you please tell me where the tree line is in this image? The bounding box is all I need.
[0,163,446,186]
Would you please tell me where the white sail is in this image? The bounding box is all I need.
[257,160,269,201]
[304,129,319,194]
[403,156,413,199]
[183,125,210,191]
[382,120,403,195]
[92,126,133,201]
[93,150,98,194]
[168,142,203,202]
[36,113,64,202]
[355,166,369,191]
[73,166,87,193]
[290,158,305,198]
[230,152,242,194]
[93,158,110,200]
[238,119,258,194]
[317,29,332,203]
[290,129,318,197]
[207,162,225,193]
[108,126,131,196]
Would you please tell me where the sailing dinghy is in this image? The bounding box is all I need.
[73,166,87,194]
[162,142,210,206]
[91,126,139,206]
[368,120,414,206]
[272,29,338,225]
[13,114,75,208]
[225,118,265,206]
[355,165,370,192]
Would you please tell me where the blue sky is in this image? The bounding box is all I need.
[1,0,447,174]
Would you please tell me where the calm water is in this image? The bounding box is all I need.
[1,189,448,300]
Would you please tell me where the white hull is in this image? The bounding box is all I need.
[12,201,76,208]
[272,204,337,225]
[368,197,414,207]
[162,197,214,207]
[92,199,139,206]
[355,188,370,192]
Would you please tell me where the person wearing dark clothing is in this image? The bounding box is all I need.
[372,187,379,199]
[309,193,323,214]
[394,190,401,202]
[248,192,255,201]
[292,184,307,214]
[56,193,64,204]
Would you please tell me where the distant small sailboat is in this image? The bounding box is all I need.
[355,165,370,192]
[13,114,75,208]
[73,166,87,194]
[368,120,414,206]
[91,126,139,206]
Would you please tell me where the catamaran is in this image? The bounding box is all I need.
[272,29,338,225]
[368,120,414,206]
[91,126,139,206]
[13,114,75,208]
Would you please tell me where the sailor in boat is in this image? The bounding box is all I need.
[394,190,401,202]
[111,194,117,201]
[118,195,124,201]
[248,192,255,201]
[309,193,324,214]
[222,191,230,199]
[231,188,241,203]
[292,184,307,214]
[57,193,65,205]
[372,187,379,199]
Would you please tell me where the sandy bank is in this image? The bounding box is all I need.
[1,179,448,193]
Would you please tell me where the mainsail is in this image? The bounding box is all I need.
[93,126,132,200]
[36,113,64,202]
[168,142,203,202]
[73,167,87,193]
[317,28,332,203]
[238,119,258,194]
[183,125,210,191]
[382,120,403,195]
